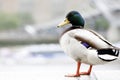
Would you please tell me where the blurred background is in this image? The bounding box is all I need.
[0,0,120,80]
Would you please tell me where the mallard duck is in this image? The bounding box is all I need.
[57,11,120,77]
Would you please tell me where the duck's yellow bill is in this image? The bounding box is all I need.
[57,18,70,28]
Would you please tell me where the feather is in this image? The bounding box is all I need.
[69,29,112,49]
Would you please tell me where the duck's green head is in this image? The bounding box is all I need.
[57,11,85,28]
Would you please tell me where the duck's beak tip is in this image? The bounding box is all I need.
[57,18,70,28]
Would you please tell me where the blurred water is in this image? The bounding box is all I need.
[0,43,120,65]
[0,44,72,65]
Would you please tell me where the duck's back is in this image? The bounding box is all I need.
[60,29,112,49]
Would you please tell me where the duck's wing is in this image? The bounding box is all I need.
[86,29,120,50]
[70,29,120,49]
[87,29,113,46]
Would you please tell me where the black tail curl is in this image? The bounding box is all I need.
[97,48,119,61]
[97,48,119,57]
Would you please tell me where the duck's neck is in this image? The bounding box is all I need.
[69,26,83,30]
[62,26,82,35]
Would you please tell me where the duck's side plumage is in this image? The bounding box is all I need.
[60,27,118,65]
[71,29,112,49]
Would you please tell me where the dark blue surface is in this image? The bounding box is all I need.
[81,42,90,48]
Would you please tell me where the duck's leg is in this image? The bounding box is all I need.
[65,61,81,77]
[80,65,92,75]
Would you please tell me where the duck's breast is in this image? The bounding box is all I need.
[60,31,89,61]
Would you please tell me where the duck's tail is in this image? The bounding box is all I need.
[97,48,119,61]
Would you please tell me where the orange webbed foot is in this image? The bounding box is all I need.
[65,74,80,77]
[80,72,91,75]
